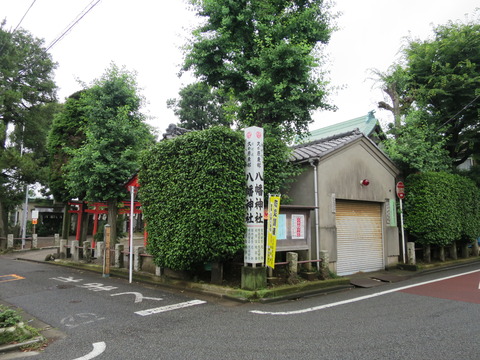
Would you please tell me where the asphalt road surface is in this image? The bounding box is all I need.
[1,256,479,359]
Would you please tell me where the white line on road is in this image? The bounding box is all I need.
[251,268,480,316]
[135,300,207,316]
[72,342,106,360]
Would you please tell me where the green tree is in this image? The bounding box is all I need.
[403,19,480,166]
[0,22,57,242]
[167,82,233,130]
[65,64,154,242]
[182,0,336,139]
[382,110,452,175]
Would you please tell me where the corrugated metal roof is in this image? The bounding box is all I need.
[290,130,363,163]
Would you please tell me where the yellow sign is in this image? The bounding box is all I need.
[266,195,281,269]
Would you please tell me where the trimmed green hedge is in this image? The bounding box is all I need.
[139,127,246,270]
[405,172,480,246]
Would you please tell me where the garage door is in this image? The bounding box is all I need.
[336,201,384,276]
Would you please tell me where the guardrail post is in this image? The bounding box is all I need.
[115,244,124,268]
[32,234,38,248]
[54,233,60,246]
[83,241,91,262]
[59,239,67,259]
[7,234,13,248]
[287,252,298,275]
[71,240,80,261]
[134,246,144,272]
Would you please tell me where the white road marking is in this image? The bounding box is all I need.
[111,292,163,303]
[251,268,480,316]
[135,300,207,316]
[72,342,106,360]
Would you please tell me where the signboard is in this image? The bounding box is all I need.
[244,127,264,264]
[396,181,405,199]
[31,210,39,219]
[291,214,305,239]
[32,219,38,225]
[266,195,281,269]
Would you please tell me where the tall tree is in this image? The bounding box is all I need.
[404,19,480,166]
[65,64,154,242]
[166,82,233,130]
[182,0,336,139]
[0,22,57,242]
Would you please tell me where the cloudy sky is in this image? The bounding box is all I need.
[2,0,479,136]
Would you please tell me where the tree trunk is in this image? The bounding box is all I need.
[0,200,8,249]
[107,199,118,244]
[61,203,71,240]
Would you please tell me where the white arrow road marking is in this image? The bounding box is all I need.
[72,342,106,360]
[111,292,163,303]
[135,300,206,316]
[251,268,480,316]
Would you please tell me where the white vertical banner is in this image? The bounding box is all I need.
[244,127,264,265]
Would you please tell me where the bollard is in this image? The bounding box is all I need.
[83,241,91,262]
[287,252,298,275]
[7,234,13,248]
[115,244,124,268]
[71,240,80,261]
[407,242,416,265]
[134,246,144,272]
[32,234,38,248]
[54,234,60,247]
[59,239,67,259]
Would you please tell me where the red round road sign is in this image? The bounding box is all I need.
[396,181,405,199]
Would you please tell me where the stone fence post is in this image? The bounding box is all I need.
[54,233,60,247]
[71,240,80,261]
[59,239,67,259]
[407,242,416,265]
[115,244,124,268]
[96,242,105,265]
[32,234,38,248]
[7,234,13,248]
[134,246,144,272]
[287,252,298,276]
[83,241,91,262]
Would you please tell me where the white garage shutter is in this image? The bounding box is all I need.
[336,201,384,276]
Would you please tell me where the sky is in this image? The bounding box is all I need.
[2,0,479,136]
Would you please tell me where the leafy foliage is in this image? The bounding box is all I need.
[382,110,452,175]
[405,172,480,246]
[140,127,246,270]
[182,0,336,138]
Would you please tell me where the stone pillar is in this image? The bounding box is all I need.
[96,242,105,265]
[407,242,416,265]
[32,234,38,248]
[155,266,162,276]
[450,241,457,260]
[59,239,67,259]
[54,233,60,247]
[134,246,144,272]
[7,234,14,248]
[473,240,479,257]
[439,246,445,262]
[115,244,124,268]
[423,244,431,263]
[71,240,80,261]
[83,241,91,262]
[287,252,298,276]
[319,250,329,271]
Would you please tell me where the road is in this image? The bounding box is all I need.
[1,256,479,359]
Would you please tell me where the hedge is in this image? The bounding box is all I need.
[404,172,480,246]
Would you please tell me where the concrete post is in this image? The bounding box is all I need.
[473,240,479,257]
[155,266,162,276]
[71,240,80,261]
[54,233,60,247]
[407,242,416,265]
[439,246,445,262]
[134,246,144,272]
[32,234,38,248]
[96,242,105,265]
[59,239,67,259]
[287,252,298,275]
[83,241,91,262]
[115,244,124,268]
[319,250,329,271]
[7,234,13,248]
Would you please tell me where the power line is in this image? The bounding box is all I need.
[45,0,102,52]
[12,0,37,33]
[436,94,480,131]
